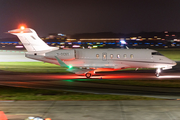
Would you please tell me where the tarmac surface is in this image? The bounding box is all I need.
[1,71,180,120]
[1,100,180,120]
[0,71,180,101]
[0,70,180,100]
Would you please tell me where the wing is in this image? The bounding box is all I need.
[55,56,94,74]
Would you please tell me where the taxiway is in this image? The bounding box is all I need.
[0,70,180,99]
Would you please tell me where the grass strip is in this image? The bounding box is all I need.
[0,85,162,100]
[155,48,180,61]
[0,62,68,73]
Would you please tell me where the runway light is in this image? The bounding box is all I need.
[72,45,80,48]
[45,118,51,120]
[93,45,98,48]
[25,116,43,120]
[120,39,127,44]
[15,46,24,48]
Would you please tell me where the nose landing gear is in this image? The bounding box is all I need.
[155,68,162,77]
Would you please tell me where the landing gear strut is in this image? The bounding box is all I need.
[85,73,92,78]
[155,68,162,77]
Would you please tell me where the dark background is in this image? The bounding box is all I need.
[0,0,180,38]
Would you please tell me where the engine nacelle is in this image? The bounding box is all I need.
[45,49,75,60]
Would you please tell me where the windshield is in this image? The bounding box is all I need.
[151,52,163,56]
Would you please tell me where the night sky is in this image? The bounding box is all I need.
[1,0,180,38]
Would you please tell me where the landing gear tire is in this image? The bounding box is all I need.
[155,73,159,77]
[85,73,92,78]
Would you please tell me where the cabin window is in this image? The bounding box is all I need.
[96,54,99,58]
[103,54,106,59]
[110,54,113,59]
[102,53,107,61]
[117,54,120,58]
[130,54,134,59]
[123,54,127,58]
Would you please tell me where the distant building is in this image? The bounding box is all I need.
[0,31,180,50]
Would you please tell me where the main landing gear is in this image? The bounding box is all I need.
[85,73,92,78]
[155,68,162,77]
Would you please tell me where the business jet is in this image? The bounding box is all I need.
[8,27,176,78]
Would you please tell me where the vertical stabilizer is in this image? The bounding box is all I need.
[8,28,58,52]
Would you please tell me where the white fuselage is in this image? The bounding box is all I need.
[25,48,176,71]
[8,28,176,75]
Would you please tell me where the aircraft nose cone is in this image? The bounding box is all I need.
[172,61,177,66]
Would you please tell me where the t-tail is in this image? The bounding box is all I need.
[8,28,58,52]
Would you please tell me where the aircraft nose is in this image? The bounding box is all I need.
[172,61,177,66]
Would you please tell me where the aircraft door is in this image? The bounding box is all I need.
[74,50,77,58]
[102,52,107,61]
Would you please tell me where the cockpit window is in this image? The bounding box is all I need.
[151,52,163,56]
